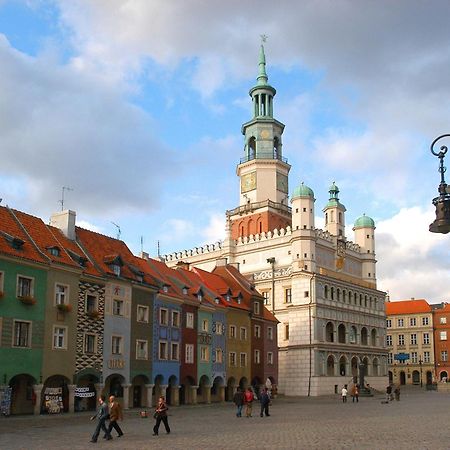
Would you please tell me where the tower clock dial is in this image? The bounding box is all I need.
[276,173,288,193]
[241,172,257,193]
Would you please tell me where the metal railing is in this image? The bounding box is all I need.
[240,152,288,164]
[226,199,291,216]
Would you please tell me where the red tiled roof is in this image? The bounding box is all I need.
[386,299,431,315]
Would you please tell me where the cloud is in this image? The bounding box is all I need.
[201,213,226,244]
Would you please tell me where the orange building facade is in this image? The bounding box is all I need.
[431,303,450,382]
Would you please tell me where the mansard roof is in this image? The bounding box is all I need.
[386,299,431,315]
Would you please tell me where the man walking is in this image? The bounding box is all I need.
[259,388,271,417]
[107,395,123,438]
[341,385,348,403]
[90,395,112,443]
[233,387,244,417]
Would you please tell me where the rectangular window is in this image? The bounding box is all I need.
[424,351,430,363]
[441,350,448,362]
[254,349,261,364]
[113,299,124,316]
[136,340,148,359]
[410,317,416,327]
[411,352,418,363]
[284,288,292,303]
[284,323,289,340]
[159,308,168,326]
[111,336,123,355]
[229,351,236,367]
[386,319,392,328]
[410,334,417,345]
[171,342,179,360]
[254,325,261,338]
[240,352,247,367]
[263,291,270,306]
[85,294,98,313]
[398,334,405,346]
[440,317,447,325]
[214,321,223,335]
[304,291,309,298]
[440,331,447,341]
[185,344,194,363]
[423,333,430,345]
[52,326,67,349]
[159,341,168,360]
[388,353,393,364]
[137,305,149,323]
[202,319,209,332]
[186,312,194,329]
[200,346,209,362]
[254,302,260,315]
[17,276,33,298]
[84,333,96,354]
[13,321,31,347]
[268,327,273,340]
[397,318,404,327]
[172,310,180,327]
[267,351,273,365]
[229,325,236,338]
[215,348,223,364]
[422,317,429,326]
[55,284,68,305]
[240,327,247,340]
[386,335,392,346]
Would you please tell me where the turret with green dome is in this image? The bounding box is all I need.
[323,181,346,237]
[292,182,314,200]
[354,214,375,229]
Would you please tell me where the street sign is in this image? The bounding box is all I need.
[394,353,410,361]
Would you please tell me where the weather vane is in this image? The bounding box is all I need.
[260,34,267,43]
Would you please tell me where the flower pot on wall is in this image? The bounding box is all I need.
[86,310,100,319]
[56,303,72,313]
[18,295,36,305]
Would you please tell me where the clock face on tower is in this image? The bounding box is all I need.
[276,172,288,193]
[241,172,257,193]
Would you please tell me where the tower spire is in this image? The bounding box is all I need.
[257,36,268,86]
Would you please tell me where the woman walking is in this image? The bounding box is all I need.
[153,396,171,436]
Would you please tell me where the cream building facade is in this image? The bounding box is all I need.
[164,45,387,396]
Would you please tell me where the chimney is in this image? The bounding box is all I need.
[215,258,228,267]
[176,261,190,271]
[50,210,76,240]
[140,251,149,260]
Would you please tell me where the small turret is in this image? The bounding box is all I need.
[353,214,376,282]
[323,182,346,237]
[291,182,315,231]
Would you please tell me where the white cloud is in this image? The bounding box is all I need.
[76,219,103,233]
[201,213,226,244]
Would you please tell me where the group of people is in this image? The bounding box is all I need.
[341,384,360,403]
[90,395,170,443]
[386,384,400,402]
[233,386,272,418]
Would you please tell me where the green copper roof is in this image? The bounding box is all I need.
[354,214,375,228]
[324,181,346,211]
[257,44,268,86]
[292,182,314,199]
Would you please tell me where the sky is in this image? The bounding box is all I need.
[0,0,449,304]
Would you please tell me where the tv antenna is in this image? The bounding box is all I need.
[59,186,74,211]
[111,222,121,240]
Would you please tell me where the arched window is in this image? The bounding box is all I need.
[325,322,334,342]
[371,329,377,346]
[257,219,263,234]
[325,213,328,225]
[343,290,347,303]
[273,137,280,159]
[324,286,329,299]
[361,327,368,345]
[349,326,357,344]
[331,287,334,300]
[330,211,334,222]
[248,137,256,160]
[327,355,335,376]
[338,324,346,343]
[337,289,341,301]
[339,212,342,224]
[339,356,347,376]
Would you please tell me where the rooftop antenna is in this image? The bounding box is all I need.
[157,240,161,258]
[111,222,121,240]
[59,186,74,211]
[260,34,267,43]
[140,235,144,254]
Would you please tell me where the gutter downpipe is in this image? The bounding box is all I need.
[267,257,276,312]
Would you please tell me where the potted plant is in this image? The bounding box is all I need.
[56,303,72,313]
[86,310,100,319]
[18,295,36,305]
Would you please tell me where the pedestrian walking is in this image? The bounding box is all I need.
[259,387,271,417]
[90,395,112,443]
[386,384,392,402]
[233,387,244,417]
[341,385,348,403]
[394,386,400,401]
[244,387,254,417]
[153,396,170,436]
[352,384,359,403]
[107,395,123,438]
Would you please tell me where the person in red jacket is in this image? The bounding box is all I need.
[244,387,254,418]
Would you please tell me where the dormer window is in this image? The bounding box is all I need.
[48,246,60,257]
[182,287,188,295]
[104,255,123,277]
[197,293,203,302]
[226,294,231,302]
[163,285,169,293]
[111,264,121,277]
[136,275,143,283]
[215,297,220,304]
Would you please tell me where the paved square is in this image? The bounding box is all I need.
[0,388,448,449]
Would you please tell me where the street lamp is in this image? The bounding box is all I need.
[429,134,450,234]
[419,357,423,388]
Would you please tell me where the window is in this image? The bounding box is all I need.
[229,352,236,367]
[111,264,121,276]
[398,334,405,346]
[17,276,33,298]
[422,317,429,326]
[113,299,124,316]
[214,321,224,335]
[84,333,96,354]
[159,308,168,325]
[254,302,260,315]
[423,333,430,345]
[254,325,261,338]
[410,334,417,345]
[388,353,393,364]
[284,323,289,340]
[440,317,447,325]
[424,351,430,363]
[411,352,418,363]
[240,352,247,367]
[186,312,194,329]
[13,321,31,347]
[85,294,98,313]
[202,319,209,332]
[441,350,448,362]
[386,335,392,346]
[386,319,392,328]
[171,342,179,360]
[268,327,273,340]
[304,291,309,298]
[136,340,148,359]
[240,327,247,340]
[215,348,223,364]
[262,291,270,305]
[172,310,180,327]
[137,305,149,323]
[53,326,67,349]
[229,325,236,338]
[111,336,123,355]
[55,284,68,305]
[410,317,416,326]
[267,352,274,365]
[397,318,404,327]
[185,344,194,363]
[254,349,261,364]
[284,288,292,303]
[200,346,209,362]
[441,331,448,341]
[159,341,168,360]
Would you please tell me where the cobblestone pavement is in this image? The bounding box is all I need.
[0,387,449,450]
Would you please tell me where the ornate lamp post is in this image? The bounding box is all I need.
[419,357,423,388]
[429,134,450,234]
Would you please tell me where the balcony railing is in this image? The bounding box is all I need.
[226,199,291,217]
[240,152,288,164]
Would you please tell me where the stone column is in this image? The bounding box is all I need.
[68,384,77,413]
[145,384,154,407]
[122,384,132,409]
[204,385,211,404]
[170,385,180,406]
[191,386,198,405]
[33,384,44,415]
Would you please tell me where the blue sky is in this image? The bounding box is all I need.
[0,0,449,303]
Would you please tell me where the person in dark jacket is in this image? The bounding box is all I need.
[90,395,112,443]
[233,387,245,417]
[259,387,271,417]
[153,396,170,436]
[107,395,123,437]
